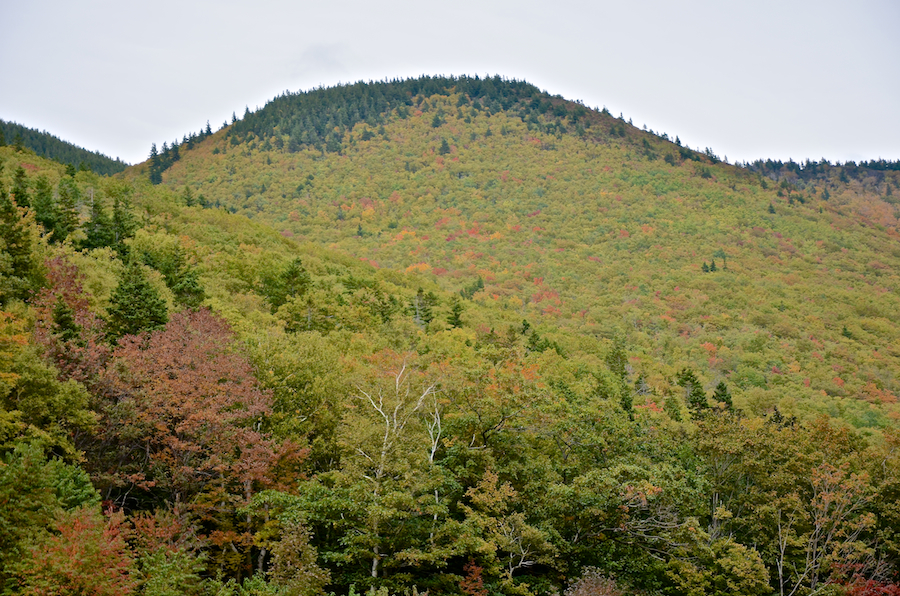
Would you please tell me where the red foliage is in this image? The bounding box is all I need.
[21,506,135,596]
[459,559,488,596]
[103,309,284,502]
[32,256,111,389]
[840,578,900,596]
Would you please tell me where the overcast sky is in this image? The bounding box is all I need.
[2,0,898,166]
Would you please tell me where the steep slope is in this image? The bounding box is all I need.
[139,77,900,429]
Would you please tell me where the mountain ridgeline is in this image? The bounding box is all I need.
[1,119,129,175]
[2,75,900,595]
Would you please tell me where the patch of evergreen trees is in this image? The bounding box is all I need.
[147,125,214,185]
[0,120,128,175]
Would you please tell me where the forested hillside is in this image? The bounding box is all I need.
[2,76,900,596]
[0,119,129,175]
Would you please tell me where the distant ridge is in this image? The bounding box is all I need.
[0,119,128,175]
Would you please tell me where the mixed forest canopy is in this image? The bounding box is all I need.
[2,74,900,596]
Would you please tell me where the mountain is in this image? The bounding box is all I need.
[141,76,900,430]
[3,76,900,595]
[1,118,129,175]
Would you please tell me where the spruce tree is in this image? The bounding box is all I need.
[148,143,162,185]
[32,176,57,235]
[169,267,205,309]
[11,166,29,209]
[265,258,310,312]
[410,288,436,327]
[447,298,464,328]
[53,177,80,243]
[0,162,34,302]
[712,381,733,410]
[79,196,114,250]
[106,261,168,341]
[111,195,137,248]
[676,368,708,415]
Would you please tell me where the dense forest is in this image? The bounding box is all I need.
[2,76,900,596]
[0,120,129,176]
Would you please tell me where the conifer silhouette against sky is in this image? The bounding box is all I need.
[2,0,897,165]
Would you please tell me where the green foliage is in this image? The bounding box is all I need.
[677,368,708,415]
[105,260,168,340]
[79,194,116,250]
[0,442,99,588]
[4,78,900,596]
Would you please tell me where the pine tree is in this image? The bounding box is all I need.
[438,139,451,155]
[106,261,168,341]
[709,259,717,272]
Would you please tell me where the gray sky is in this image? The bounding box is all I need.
[2,0,898,166]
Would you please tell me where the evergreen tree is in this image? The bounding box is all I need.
[605,335,628,382]
[111,195,137,248]
[676,367,708,415]
[712,381,733,410]
[51,298,80,343]
[106,261,168,341]
[709,259,717,272]
[265,258,311,312]
[169,267,205,309]
[0,162,34,302]
[181,185,195,207]
[410,288,436,327]
[79,195,114,250]
[438,139,451,155]
[32,175,56,235]
[11,166,29,209]
[53,177,80,242]
[447,297,464,328]
[149,143,162,185]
